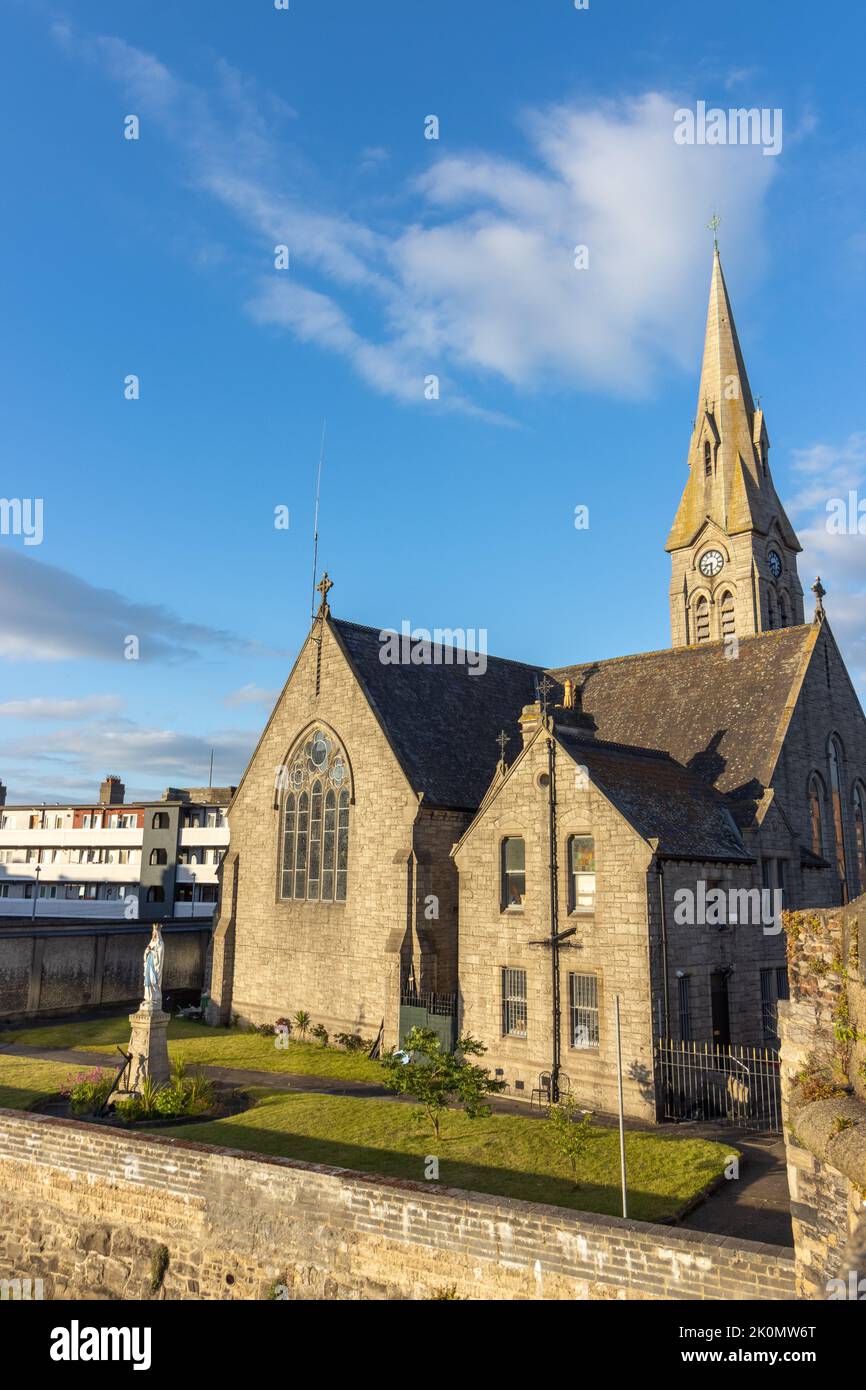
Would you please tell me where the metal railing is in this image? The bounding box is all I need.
[655,1039,782,1132]
[400,988,456,1018]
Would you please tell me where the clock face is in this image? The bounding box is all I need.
[699,549,724,578]
[768,549,782,578]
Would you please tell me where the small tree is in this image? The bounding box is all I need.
[381,1028,506,1139]
[293,1010,311,1041]
[547,1096,594,1187]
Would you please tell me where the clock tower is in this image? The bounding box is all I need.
[666,247,804,647]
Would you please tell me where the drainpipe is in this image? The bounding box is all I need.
[655,853,670,1038]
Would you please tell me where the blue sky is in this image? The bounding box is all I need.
[1,0,865,801]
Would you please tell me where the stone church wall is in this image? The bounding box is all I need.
[455,733,657,1120]
[0,1109,795,1301]
[209,621,428,1047]
[779,899,866,1297]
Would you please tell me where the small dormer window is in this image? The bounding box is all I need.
[704,441,712,477]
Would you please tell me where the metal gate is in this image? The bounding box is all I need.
[399,989,457,1053]
[655,1039,782,1132]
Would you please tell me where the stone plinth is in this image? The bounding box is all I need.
[117,1006,170,1095]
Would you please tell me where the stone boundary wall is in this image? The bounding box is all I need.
[0,1109,794,1301]
[780,901,866,1297]
[0,922,209,1022]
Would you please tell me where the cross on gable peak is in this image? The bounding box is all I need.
[316,572,333,614]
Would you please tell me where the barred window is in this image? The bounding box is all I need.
[279,729,351,903]
[501,836,525,909]
[678,975,692,1042]
[569,973,599,1049]
[501,967,527,1038]
[760,967,789,1040]
[568,835,596,912]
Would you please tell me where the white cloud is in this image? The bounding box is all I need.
[224,683,279,708]
[0,694,123,720]
[51,29,781,415]
[0,551,263,663]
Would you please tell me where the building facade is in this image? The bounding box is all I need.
[0,777,232,922]
[207,250,866,1119]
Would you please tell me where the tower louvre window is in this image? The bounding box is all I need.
[695,596,710,643]
[766,590,777,630]
[704,440,712,477]
[720,591,735,638]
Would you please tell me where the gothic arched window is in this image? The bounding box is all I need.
[778,592,789,628]
[279,729,350,903]
[808,775,824,859]
[828,735,848,898]
[719,590,736,639]
[704,441,712,477]
[766,589,777,630]
[695,596,710,643]
[853,783,866,892]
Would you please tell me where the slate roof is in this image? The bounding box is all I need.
[332,619,542,810]
[556,731,751,862]
[551,625,816,817]
[332,616,818,855]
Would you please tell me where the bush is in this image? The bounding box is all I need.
[334,1032,369,1053]
[62,1068,114,1116]
[293,1010,312,1041]
[310,1023,329,1047]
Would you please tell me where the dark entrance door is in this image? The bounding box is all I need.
[710,971,731,1048]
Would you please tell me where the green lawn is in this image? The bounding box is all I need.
[0,1014,385,1083]
[0,1052,733,1220]
[179,1088,733,1222]
[0,1055,78,1110]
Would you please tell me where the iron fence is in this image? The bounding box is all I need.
[655,1039,782,1132]
[399,988,456,1018]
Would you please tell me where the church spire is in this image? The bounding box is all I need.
[666,246,804,647]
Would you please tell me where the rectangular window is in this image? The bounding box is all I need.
[569,836,596,912]
[501,967,527,1038]
[569,973,600,1049]
[174,884,194,902]
[501,837,525,909]
[678,975,692,1042]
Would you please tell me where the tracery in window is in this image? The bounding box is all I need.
[279,730,350,902]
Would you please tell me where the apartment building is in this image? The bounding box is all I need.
[0,776,233,922]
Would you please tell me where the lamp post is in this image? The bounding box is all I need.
[31,862,41,921]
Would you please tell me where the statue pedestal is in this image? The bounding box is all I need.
[117,1006,171,1095]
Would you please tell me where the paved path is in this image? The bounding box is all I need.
[0,1042,793,1247]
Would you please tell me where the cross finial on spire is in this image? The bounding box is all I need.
[707,212,722,250]
[315,571,333,615]
[812,575,827,624]
[496,729,510,772]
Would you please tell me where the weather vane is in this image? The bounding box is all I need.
[707,213,722,250]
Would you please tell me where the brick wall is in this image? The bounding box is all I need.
[0,1109,793,1301]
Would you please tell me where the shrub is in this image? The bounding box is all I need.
[311,1023,329,1047]
[274,1017,292,1036]
[334,1032,368,1053]
[381,1029,506,1139]
[186,1070,215,1113]
[62,1068,113,1116]
[547,1097,595,1186]
[293,1010,312,1041]
[153,1084,188,1117]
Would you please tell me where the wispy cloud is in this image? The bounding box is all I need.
[50,26,780,416]
[0,694,123,720]
[223,682,279,709]
[0,551,261,663]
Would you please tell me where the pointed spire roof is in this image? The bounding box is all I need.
[666,249,800,553]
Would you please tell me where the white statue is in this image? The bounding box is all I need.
[142,924,165,1012]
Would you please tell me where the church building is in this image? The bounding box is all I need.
[208,250,866,1120]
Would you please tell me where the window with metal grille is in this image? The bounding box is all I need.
[501,836,525,909]
[568,835,596,912]
[569,973,599,1049]
[695,596,710,643]
[501,967,527,1037]
[760,967,789,1040]
[678,975,692,1042]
